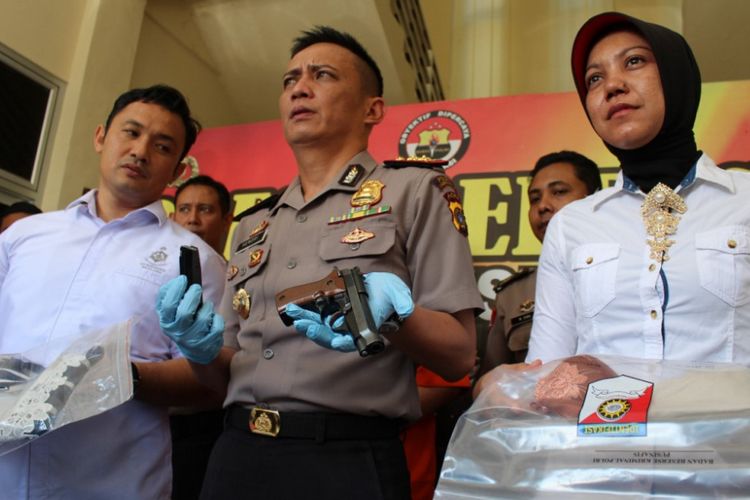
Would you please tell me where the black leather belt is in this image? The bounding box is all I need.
[226,405,402,441]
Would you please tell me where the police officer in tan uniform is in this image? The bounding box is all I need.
[157,27,481,500]
[477,151,601,380]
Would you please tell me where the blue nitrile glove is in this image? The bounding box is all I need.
[363,272,415,330]
[285,303,356,352]
[156,275,225,364]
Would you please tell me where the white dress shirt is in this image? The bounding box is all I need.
[528,154,750,366]
[0,190,226,500]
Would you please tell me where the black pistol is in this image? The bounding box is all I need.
[275,267,386,357]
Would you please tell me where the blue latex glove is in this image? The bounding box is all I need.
[363,272,415,328]
[285,303,355,352]
[156,275,225,364]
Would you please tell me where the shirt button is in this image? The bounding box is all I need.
[287,259,297,269]
[263,348,274,360]
[585,257,593,264]
[728,239,737,249]
[648,264,656,272]
[296,214,307,223]
[650,310,658,319]
[350,243,360,251]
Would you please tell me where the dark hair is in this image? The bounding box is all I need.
[0,201,42,220]
[174,175,232,216]
[531,151,602,195]
[104,84,201,160]
[291,26,383,97]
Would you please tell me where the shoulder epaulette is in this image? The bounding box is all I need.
[383,156,448,170]
[491,267,535,294]
[233,188,285,222]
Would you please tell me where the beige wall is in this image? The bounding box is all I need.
[130,3,240,128]
[431,0,685,100]
[684,0,750,84]
[0,0,86,81]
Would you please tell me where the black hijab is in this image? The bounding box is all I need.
[571,12,702,192]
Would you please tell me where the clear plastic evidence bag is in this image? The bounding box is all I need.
[0,320,132,456]
[436,355,750,499]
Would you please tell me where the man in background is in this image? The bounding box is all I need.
[0,84,225,499]
[172,175,233,255]
[476,151,601,389]
[0,201,41,233]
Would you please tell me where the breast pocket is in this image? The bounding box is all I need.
[571,243,619,317]
[318,220,396,264]
[696,226,750,306]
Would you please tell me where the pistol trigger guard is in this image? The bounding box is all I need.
[328,311,347,332]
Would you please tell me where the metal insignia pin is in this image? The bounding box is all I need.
[341,227,375,244]
[248,249,263,267]
[351,179,384,207]
[232,289,251,319]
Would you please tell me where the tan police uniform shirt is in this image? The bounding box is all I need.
[481,269,536,372]
[219,151,483,421]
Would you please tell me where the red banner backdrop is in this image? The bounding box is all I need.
[165,81,750,323]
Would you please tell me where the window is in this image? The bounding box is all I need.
[0,42,62,204]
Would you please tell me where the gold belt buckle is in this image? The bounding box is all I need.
[249,407,281,437]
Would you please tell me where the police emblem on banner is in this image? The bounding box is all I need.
[398,110,471,168]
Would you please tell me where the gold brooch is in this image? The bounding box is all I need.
[641,183,687,263]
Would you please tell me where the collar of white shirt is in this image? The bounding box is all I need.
[66,189,169,226]
[590,153,735,210]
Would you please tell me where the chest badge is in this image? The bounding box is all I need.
[232,289,251,319]
[341,227,375,244]
[351,180,384,207]
[227,265,239,281]
[248,249,263,267]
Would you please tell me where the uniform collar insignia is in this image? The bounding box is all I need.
[338,164,365,187]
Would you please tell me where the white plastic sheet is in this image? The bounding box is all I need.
[436,356,750,499]
[0,320,132,456]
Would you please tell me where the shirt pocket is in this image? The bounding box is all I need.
[570,243,619,318]
[695,226,750,306]
[318,220,396,263]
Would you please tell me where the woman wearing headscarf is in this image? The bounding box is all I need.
[527,12,750,365]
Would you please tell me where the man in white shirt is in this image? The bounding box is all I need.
[0,85,226,499]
